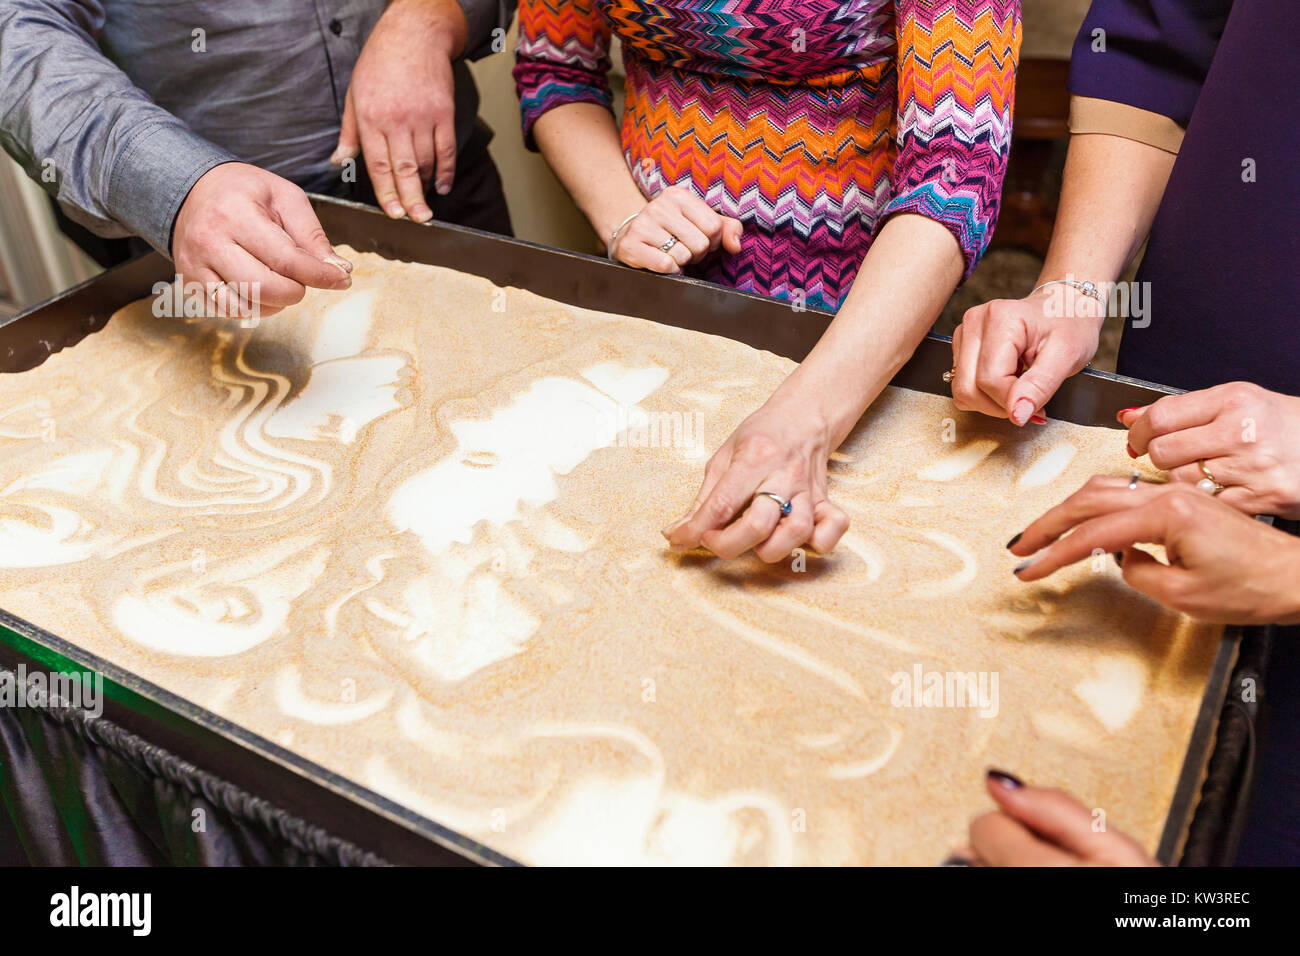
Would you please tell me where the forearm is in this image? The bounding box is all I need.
[0,0,235,255]
[777,214,965,447]
[387,0,468,59]
[531,103,645,244]
[1036,131,1176,289]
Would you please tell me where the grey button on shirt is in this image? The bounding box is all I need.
[0,0,515,257]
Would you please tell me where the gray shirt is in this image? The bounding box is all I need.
[0,1,514,257]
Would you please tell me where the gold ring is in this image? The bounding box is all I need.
[1196,459,1225,496]
[942,367,957,383]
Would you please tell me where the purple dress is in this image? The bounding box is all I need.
[1070,0,1300,865]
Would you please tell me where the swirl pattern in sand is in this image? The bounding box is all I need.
[0,250,1220,864]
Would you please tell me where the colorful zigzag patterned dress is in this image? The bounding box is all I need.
[514,1,1022,310]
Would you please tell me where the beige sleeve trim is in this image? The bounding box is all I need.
[1069,97,1186,154]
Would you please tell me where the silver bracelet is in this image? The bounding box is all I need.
[607,210,643,262]
[1030,278,1107,306]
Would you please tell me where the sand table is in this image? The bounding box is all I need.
[0,250,1220,865]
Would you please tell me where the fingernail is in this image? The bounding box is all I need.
[329,150,344,165]
[1010,398,1035,427]
[1114,551,1124,567]
[1006,533,1022,550]
[1012,558,1037,576]
[436,181,451,196]
[1126,443,1138,459]
[323,253,353,274]
[411,204,432,222]
[987,768,1024,789]
[384,202,404,218]
[1029,414,1048,425]
[1116,406,1139,423]
[941,855,973,867]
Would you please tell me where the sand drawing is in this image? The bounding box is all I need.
[0,250,1219,864]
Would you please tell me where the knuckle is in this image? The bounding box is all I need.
[1223,381,1258,406]
[735,434,781,464]
[951,382,977,407]
[1144,396,1176,433]
[1160,486,1199,520]
[1146,436,1172,468]
[706,495,736,523]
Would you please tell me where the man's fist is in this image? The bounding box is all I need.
[173,163,353,321]
[331,0,468,222]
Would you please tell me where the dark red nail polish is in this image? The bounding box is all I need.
[987,768,1024,789]
[1006,533,1022,550]
[1116,406,1139,423]
[1126,443,1138,458]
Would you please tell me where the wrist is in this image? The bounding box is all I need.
[764,379,842,453]
[391,0,467,59]
[595,198,648,250]
[1028,279,1109,325]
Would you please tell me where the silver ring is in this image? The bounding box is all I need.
[660,235,679,253]
[755,491,793,516]
[1128,473,1140,490]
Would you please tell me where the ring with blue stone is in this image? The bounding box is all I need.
[755,491,793,517]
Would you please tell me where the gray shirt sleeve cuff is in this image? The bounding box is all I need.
[105,121,240,259]
[458,0,514,60]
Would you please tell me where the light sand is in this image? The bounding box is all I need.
[0,249,1220,864]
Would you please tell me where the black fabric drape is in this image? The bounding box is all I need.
[0,669,387,866]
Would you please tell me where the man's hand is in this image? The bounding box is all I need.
[332,0,468,222]
[951,288,1105,425]
[173,163,353,320]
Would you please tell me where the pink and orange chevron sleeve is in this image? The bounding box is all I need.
[513,0,615,150]
[882,0,1022,278]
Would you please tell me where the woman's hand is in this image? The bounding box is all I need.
[956,769,1157,866]
[610,186,743,274]
[950,289,1105,424]
[1120,382,1300,520]
[1008,476,1300,625]
[661,394,849,561]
